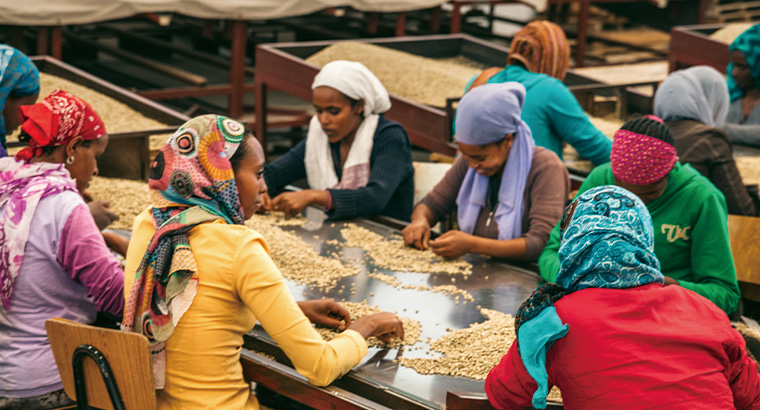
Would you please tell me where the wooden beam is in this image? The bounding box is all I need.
[228,20,247,119]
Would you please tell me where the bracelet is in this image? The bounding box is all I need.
[325,191,333,212]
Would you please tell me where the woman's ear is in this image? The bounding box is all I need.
[65,136,85,160]
[502,133,515,150]
[354,99,365,117]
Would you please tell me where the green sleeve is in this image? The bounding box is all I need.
[676,194,740,315]
[537,166,608,282]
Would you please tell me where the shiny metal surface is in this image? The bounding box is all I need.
[248,209,543,409]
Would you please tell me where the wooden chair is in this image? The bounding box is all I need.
[45,317,156,410]
[728,215,760,302]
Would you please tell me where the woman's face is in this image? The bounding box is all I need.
[312,86,364,143]
[65,135,108,194]
[613,174,669,205]
[234,136,267,220]
[731,50,755,91]
[457,135,514,177]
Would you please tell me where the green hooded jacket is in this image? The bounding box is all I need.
[538,162,740,315]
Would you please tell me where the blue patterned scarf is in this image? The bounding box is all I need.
[514,185,663,408]
[727,23,760,102]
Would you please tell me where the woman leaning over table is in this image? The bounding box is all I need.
[538,116,740,315]
[122,115,403,410]
[0,90,124,410]
[458,20,611,165]
[655,65,760,216]
[261,60,414,221]
[487,185,760,410]
[403,82,569,261]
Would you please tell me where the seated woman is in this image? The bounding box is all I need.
[0,44,40,157]
[459,20,611,165]
[262,60,414,221]
[655,65,760,216]
[122,115,404,409]
[402,83,569,261]
[0,90,124,410]
[487,186,760,410]
[723,23,760,146]
[538,117,740,315]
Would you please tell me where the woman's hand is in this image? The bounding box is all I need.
[257,192,272,213]
[88,200,120,231]
[272,191,315,216]
[102,232,130,257]
[348,312,405,343]
[663,276,680,286]
[429,230,474,259]
[298,299,351,330]
[402,217,432,251]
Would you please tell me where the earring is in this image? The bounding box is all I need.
[66,156,75,165]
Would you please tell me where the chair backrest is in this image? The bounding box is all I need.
[45,317,156,410]
[728,214,760,302]
[413,161,453,206]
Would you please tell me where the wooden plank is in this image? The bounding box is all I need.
[728,215,760,300]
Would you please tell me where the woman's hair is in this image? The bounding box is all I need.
[229,127,254,173]
[18,129,94,157]
[619,116,674,145]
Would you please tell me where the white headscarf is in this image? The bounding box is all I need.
[305,60,391,190]
[654,65,729,128]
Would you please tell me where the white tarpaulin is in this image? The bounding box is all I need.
[0,0,453,26]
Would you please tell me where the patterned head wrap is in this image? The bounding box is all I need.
[513,185,663,409]
[610,117,676,186]
[727,23,760,102]
[15,90,106,161]
[654,66,729,127]
[508,21,571,81]
[455,82,535,240]
[122,114,247,388]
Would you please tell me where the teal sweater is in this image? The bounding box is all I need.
[459,65,611,165]
[538,162,740,315]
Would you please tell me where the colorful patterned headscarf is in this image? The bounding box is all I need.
[508,20,571,81]
[0,44,39,155]
[514,185,663,409]
[0,158,76,309]
[727,23,760,102]
[610,117,677,186]
[15,89,106,161]
[121,114,247,388]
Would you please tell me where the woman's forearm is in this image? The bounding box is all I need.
[469,236,528,260]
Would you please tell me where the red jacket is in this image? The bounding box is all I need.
[486,283,760,409]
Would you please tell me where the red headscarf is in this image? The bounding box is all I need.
[15,90,106,161]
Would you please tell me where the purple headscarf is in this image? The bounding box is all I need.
[455,82,535,240]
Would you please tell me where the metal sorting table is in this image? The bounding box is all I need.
[12,56,189,180]
[242,210,561,410]
[254,34,649,159]
[668,24,730,73]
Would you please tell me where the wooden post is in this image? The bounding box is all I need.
[228,20,247,119]
[395,12,406,37]
[254,80,268,150]
[575,0,590,67]
[430,6,441,33]
[51,26,63,60]
[451,2,462,34]
[37,27,49,55]
[367,12,380,34]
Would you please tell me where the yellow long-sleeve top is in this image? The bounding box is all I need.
[124,209,368,410]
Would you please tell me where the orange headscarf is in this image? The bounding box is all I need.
[508,21,571,81]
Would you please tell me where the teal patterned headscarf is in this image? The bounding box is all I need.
[513,185,663,408]
[727,23,760,102]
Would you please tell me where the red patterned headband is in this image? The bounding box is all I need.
[16,89,106,161]
[610,129,677,185]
